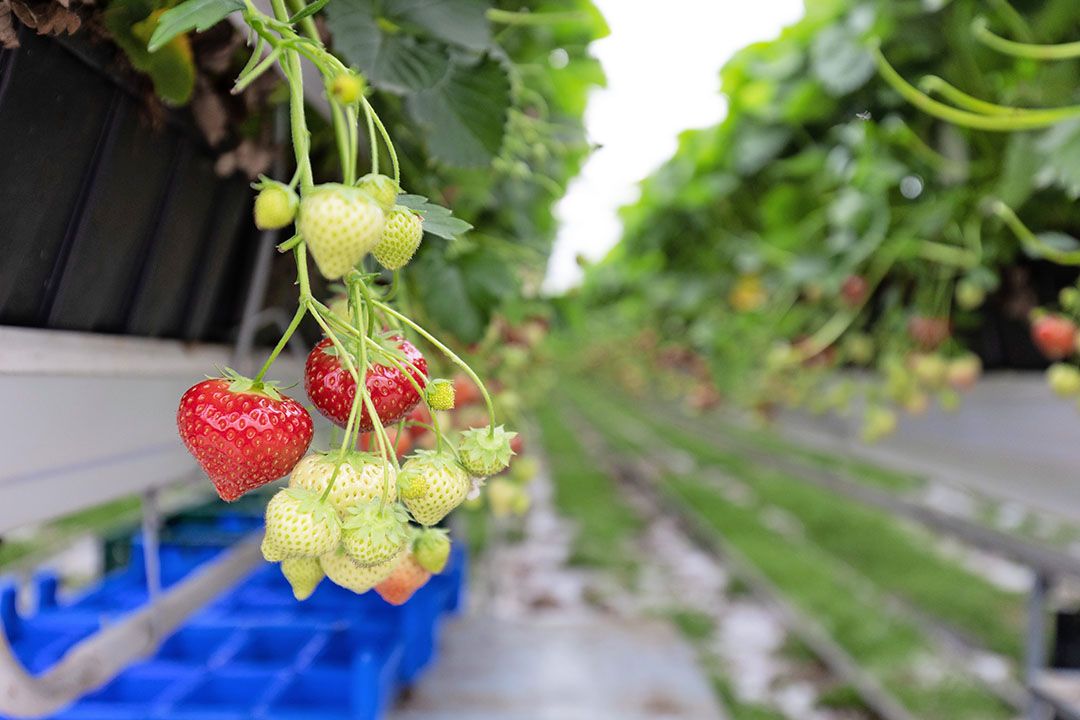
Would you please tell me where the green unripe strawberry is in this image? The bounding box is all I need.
[320,548,400,594]
[938,388,961,413]
[861,406,898,444]
[425,378,455,411]
[341,501,409,567]
[331,72,364,104]
[486,478,517,518]
[261,487,341,561]
[398,450,471,526]
[413,528,451,573]
[281,557,323,601]
[253,180,299,230]
[909,353,948,389]
[372,206,423,270]
[1047,363,1080,397]
[358,173,400,214]
[955,279,986,311]
[298,183,386,280]
[458,425,517,477]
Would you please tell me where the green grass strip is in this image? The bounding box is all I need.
[554,389,1014,720]
[535,401,642,574]
[571,384,1026,660]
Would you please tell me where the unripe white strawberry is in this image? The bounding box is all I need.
[253,180,299,230]
[289,452,397,520]
[320,548,400,594]
[486,477,517,518]
[358,173,400,214]
[458,425,517,477]
[341,501,409,566]
[373,206,423,270]
[298,184,385,280]
[280,557,323,601]
[261,488,341,561]
[398,450,471,526]
[861,406,898,444]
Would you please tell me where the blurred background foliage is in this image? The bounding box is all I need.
[575,0,1080,428]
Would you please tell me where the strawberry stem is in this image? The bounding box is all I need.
[374,300,499,437]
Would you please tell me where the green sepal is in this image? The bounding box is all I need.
[458,425,517,477]
[343,500,409,544]
[219,367,283,401]
[282,487,340,528]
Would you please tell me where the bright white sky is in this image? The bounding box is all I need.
[543,1,805,293]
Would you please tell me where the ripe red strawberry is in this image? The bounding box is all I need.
[840,275,869,308]
[375,553,431,606]
[907,316,950,351]
[1032,314,1077,360]
[304,336,427,432]
[177,376,313,501]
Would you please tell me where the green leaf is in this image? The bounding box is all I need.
[325,0,490,93]
[324,0,450,94]
[397,194,472,240]
[810,24,875,96]
[412,243,485,342]
[1035,119,1080,199]
[106,0,197,105]
[289,0,330,24]
[148,0,245,52]
[389,0,490,50]
[408,52,512,167]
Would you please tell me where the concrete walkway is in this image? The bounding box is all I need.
[391,614,724,720]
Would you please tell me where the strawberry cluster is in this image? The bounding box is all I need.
[175,40,516,602]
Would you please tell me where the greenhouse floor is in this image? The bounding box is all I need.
[390,613,725,719]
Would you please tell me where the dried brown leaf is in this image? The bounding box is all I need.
[9,0,36,28]
[192,83,228,146]
[35,3,78,35]
[214,138,273,179]
[0,1,19,48]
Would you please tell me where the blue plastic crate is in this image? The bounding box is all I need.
[0,510,467,720]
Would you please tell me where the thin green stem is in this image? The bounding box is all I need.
[918,75,1023,117]
[254,304,307,382]
[360,97,379,175]
[485,8,589,25]
[375,300,498,436]
[992,200,1080,265]
[972,17,1080,60]
[269,0,313,190]
[366,100,400,185]
[872,45,1080,130]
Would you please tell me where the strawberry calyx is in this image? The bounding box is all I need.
[458,425,517,477]
[281,487,340,527]
[219,367,284,401]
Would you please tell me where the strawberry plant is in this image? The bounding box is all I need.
[157,0,587,599]
[578,0,1080,441]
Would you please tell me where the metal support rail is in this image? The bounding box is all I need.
[656,406,1080,720]
[0,534,263,718]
